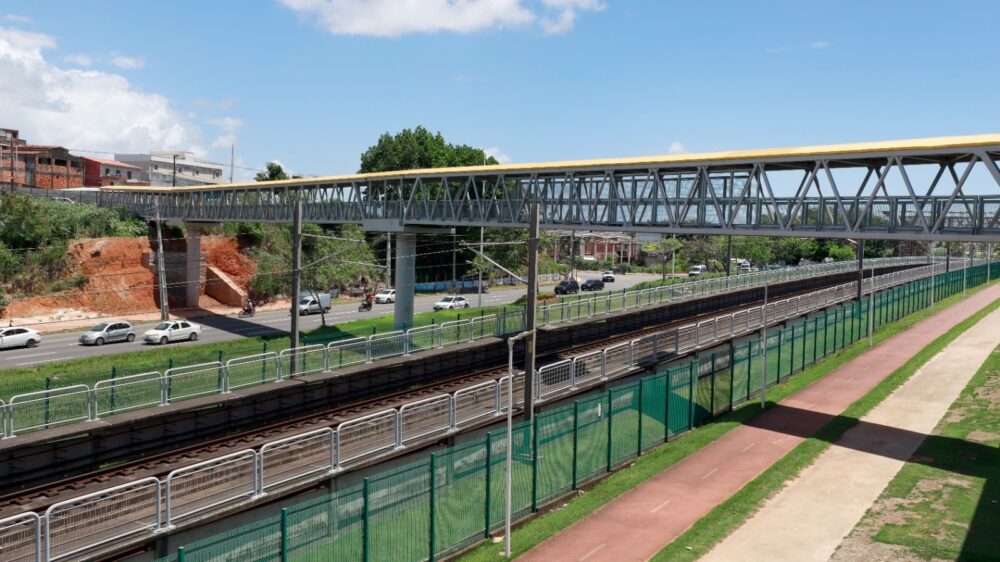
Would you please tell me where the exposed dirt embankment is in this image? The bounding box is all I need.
[11,235,255,322]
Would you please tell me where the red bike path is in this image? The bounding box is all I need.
[517,284,1000,562]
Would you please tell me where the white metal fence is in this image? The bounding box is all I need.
[0,262,955,562]
[0,257,943,439]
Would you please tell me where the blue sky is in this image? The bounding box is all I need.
[1,1,998,180]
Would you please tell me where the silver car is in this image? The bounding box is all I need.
[80,321,136,346]
[0,326,41,349]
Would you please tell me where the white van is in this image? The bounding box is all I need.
[688,264,709,277]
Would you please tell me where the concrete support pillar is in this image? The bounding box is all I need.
[394,233,416,330]
[185,224,202,308]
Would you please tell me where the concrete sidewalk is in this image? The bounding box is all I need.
[516,284,1000,562]
[700,304,1000,562]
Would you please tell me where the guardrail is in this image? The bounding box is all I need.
[3,261,972,561]
[0,257,948,438]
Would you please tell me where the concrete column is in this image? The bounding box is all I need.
[185,224,202,308]
[394,233,416,330]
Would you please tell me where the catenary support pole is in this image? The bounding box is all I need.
[290,200,303,376]
[868,266,875,347]
[856,239,864,302]
[478,226,484,308]
[504,330,533,558]
[394,233,417,329]
[154,200,169,321]
[386,232,392,288]
[523,201,540,423]
[760,282,769,409]
[726,235,734,276]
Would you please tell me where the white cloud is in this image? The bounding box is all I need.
[484,146,512,164]
[64,53,93,66]
[208,117,244,132]
[110,54,144,69]
[3,14,32,24]
[539,0,604,35]
[279,0,601,37]
[667,141,687,155]
[0,26,200,153]
[809,41,831,49]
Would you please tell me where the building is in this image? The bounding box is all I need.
[82,157,143,187]
[114,152,224,187]
[1,128,84,189]
[550,230,642,265]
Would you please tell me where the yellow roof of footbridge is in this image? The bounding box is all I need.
[107,133,1000,193]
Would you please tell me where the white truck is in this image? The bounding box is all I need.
[297,292,332,315]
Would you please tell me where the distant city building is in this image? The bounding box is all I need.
[114,152,224,187]
[549,230,642,264]
[0,128,84,189]
[81,157,144,187]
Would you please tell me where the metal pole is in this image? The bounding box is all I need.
[290,200,303,376]
[760,283,768,409]
[523,201,539,423]
[478,226,484,308]
[504,330,532,558]
[154,200,169,321]
[172,154,177,187]
[229,144,235,184]
[570,230,577,281]
[868,266,875,347]
[963,243,968,294]
[857,240,864,302]
[452,234,457,293]
[726,235,733,277]
[671,234,676,277]
[386,232,392,289]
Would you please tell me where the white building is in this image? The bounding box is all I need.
[114,152,224,187]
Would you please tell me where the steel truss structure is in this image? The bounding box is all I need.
[101,134,1000,241]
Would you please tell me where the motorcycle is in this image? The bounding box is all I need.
[238,305,256,318]
[358,299,373,312]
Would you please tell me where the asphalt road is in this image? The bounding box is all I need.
[0,272,661,370]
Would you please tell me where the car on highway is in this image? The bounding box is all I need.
[602,270,616,282]
[0,326,41,349]
[374,288,396,304]
[433,295,470,310]
[297,292,332,315]
[143,321,202,345]
[79,321,135,346]
[554,279,580,295]
[689,264,709,277]
[581,279,605,291]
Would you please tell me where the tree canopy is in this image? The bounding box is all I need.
[255,162,302,182]
[359,126,497,173]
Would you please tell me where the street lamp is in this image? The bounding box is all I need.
[504,329,534,559]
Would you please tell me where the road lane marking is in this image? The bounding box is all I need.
[701,467,719,480]
[4,352,56,360]
[17,358,58,366]
[741,442,756,453]
[579,543,606,561]
[650,499,672,513]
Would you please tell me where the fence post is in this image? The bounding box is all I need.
[572,401,580,489]
[110,366,117,415]
[664,370,671,443]
[44,376,51,429]
[167,358,174,401]
[217,350,225,393]
[429,453,437,562]
[688,361,696,430]
[729,343,736,411]
[484,433,493,538]
[177,547,186,562]
[777,329,784,380]
[531,416,540,513]
[280,507,289,562]
[262,341,268,382]
[636,380,644,456]
[709,354,716,415]
[362,477,370,562]
[606,391,614,472]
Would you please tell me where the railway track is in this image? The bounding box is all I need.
[0,280,851,519]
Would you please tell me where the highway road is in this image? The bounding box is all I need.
[0,272,662,370]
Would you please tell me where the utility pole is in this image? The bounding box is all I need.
[726,236,734,276]
[856,240,864,302]
[290,200,303,374]
[478,226,484,308]
[452,234,457,293]
[386,232,392,289]
[229,144,235,184]
[154,200,169,321]
[570,230,577,281]
[172,154,178,187]
[523,201,540,423]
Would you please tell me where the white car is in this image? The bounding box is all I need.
[0,326,41,349]
[433,295,470,310]
[602,270,616,282]
[143,321,202,345]
[374,289,396,304]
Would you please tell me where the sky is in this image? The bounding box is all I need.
[0,0,998,181]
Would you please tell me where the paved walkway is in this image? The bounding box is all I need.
[701,304,1000,562]
[517,284,1000,562]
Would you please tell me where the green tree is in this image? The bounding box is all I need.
[255,162,302,182]
[643,237,683,281]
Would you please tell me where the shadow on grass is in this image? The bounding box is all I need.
[744,404,999,560]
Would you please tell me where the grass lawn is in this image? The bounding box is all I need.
[0,304,510,402]
[831,343,1000,561]
[458,285,996,562]
[652,290,1000,562]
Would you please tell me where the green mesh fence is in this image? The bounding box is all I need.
[156,264,996,562]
